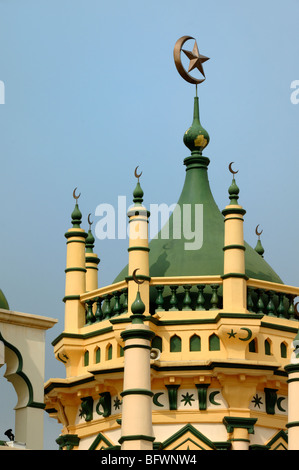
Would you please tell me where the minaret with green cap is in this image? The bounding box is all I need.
[119,284,155,450]
[221,167,247,313]
[127,168,150,315]
[63,189,87,333]
[85,214,100,292]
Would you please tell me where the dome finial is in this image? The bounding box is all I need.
[254,225,265,257]
[228,162,240,205]
[71,187,82,228]
[86,213,95,253]
[133,166,144,205]
[183,96,210,154]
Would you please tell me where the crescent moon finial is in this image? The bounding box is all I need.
[134,166,142,181]
[255,224,263,237]
[132,268,145,286]
[88,213,93,227]
[73,187,81,201]
[174,36,209,86]
[228,162,239,175]
[294,302,299,317]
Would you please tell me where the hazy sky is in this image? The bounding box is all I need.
[0,0,298,449]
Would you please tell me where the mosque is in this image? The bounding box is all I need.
[39,37,299,450]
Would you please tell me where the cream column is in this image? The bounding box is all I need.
[119,289,155,450]
[285,332,299,449]
[222,171,247,313]
[223,417,257,450]
[64,192,87,332]
[127,171,150,314]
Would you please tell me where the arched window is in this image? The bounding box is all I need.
[84,350,89,366]
[152,335,162,352]
[249,338,257,353]
[209,334,220,351]
[265,339,271,356]
[107,344,113,360]
[170,335,181,352]
[95,347,101,364]
[280,342,287,358]
[190,334,201,351]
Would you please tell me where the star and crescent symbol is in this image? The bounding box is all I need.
[174,36,209,85]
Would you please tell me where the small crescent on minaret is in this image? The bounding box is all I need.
[294,302,299,316]
[88,213,93,226]
[73,187,81,200]
[228,162,239,175]
[134,166,142,180]
[255,224,263,237]
[132,268,145,285]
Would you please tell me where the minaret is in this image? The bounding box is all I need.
[127,168,150,314]
[285,330,299,450]
[119,286,155,450]
[85,214,100,292]
[222,167,247,313]
[63,189,87,331]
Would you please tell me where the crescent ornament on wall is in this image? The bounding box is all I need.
[153,392,164,407]
[277,397,286,413]
[132,268,145,285]
[239,328,253,342]
[209,391,221,406]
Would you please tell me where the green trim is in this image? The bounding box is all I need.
[120,388,154,397]
[52,326,113,346]
[123,344,151,351]
[121,328,155,342]
[64,231,88,240]
[0,331,36,408]
[62,294,81,303]
[161,423,216,450]
[223,244,245,251]
[221,273,249,280]
[128,217,149,223]
[118,434,155,445]
[65,267,87,273]
[56,434,80,450]
[89,432,113,450]
[285,364,299,374]
[85,266,99,270]
[28,401,46,410]
[223,417,257,434]
[44,376,95,394]
[125,274,151,282]
[85,256,100,264]
[287,377,299,384]
[127,246,150,252]
[222,207,246,216]
[224,217,244,222]
[286,421,299,429]
[66,239,86,244]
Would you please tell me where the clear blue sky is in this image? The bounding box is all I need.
[0,0,298,449]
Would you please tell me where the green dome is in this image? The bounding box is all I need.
[114,97,283,294]
[0,289,9,310]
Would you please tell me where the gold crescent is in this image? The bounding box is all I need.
[173,36,205,85]
[134,166,142,179]
[255,224,263,237]
[132,268,144,285]
[228,162,239,175]
[88,213,93,226]
[73,187,81,200]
